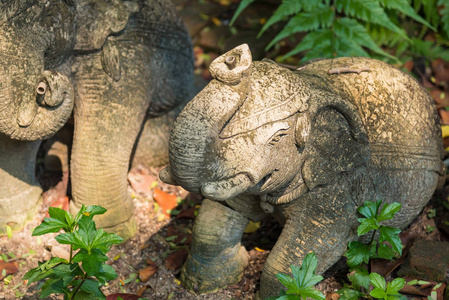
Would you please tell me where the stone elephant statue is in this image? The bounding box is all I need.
[160,44,444,298]
[0,0,193,240]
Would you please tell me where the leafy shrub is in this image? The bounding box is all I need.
[23,205,123,299]
[268,200,406,300]
[231,0,449,63]
[266,252,325,300]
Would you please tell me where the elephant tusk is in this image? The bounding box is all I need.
[36,81,47,95]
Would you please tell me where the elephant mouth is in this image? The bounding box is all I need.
[263,183,308,204]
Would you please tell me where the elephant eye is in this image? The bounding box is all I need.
[269,131,288,145]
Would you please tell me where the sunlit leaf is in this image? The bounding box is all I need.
[378,202,401,222]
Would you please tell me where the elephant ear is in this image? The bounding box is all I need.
[74,0,139,51]
[301,96,370,190]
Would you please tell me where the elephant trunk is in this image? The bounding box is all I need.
[165,80,246,192]
[70,46,151,240]
[0,134,42,234]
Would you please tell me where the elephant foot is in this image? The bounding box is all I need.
[101,216,137,242]
[180,244,248,293]
[0,186,42,235]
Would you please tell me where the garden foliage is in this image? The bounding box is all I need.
[231,0,449,63]
[23,205,123,300]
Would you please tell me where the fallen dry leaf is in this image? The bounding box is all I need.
[153,188,178,217]
[106,293,140,300]
[176,207,197,219]
[164,248,188,270]
[138,264,158,282]
[0,260,18,280]
[136,286,147,296]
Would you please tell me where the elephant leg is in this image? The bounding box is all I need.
[70,39,152,241]
[131,111,176,169]
[181,199,249,293]
[260,188,360,299]
[0,134,42,234]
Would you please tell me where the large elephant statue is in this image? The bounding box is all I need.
[0,0,193,240]
[160,44,444,298]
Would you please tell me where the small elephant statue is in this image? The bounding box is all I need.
[0,0,193,239]
[160,44,444,298]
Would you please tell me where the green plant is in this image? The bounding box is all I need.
[338,200,406,299]
[23,205,123,299]
[266,252,325,300]
[231,0,449,63]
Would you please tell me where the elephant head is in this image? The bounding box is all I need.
[0,0,76,141]
[0,0,77,234]
[161,44,370,209]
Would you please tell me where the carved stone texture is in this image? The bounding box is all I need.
[0,0,194,239]
[160,44,444,298]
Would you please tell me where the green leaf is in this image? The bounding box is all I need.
[55,231,89,251]
[259,0,304,37]
[90,228,123,252]
[283,29,333,60]
[378,0,435,30]
[348,267,370,290]
[32,218,68,236]
[78,278,105,298]
[276,272,297,292]
[298,288,325,300]
[24,257,69,284]
[39,278,67,298]
[357,200,382,219]
[357,218,379,236]
[74,205,87,224]
[73,249,108,277]
[47,207,71,227]
[52,263,83,286]
[379,226,402,255]
[266,5,334,50]
[376,243,399,260]
[439,0,449,40]
[85,205,107,218]
[229,0,256,26]
[378,203,401,222]
[95,264,118,284]
[295,252,324,289]
[386,277,405,295]
[335,0,409,40]
[370,287,387,299]
[344,241,371,267]
[337,286,363,300]
[370,273,387,290]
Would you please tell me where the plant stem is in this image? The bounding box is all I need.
[71,275,87,300]
[370,229,377,246]
[69,245,73,264]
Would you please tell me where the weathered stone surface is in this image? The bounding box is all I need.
[398,238,449,282]
[160,44,444,298]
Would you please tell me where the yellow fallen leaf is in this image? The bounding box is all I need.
[157,214,166,222]
[442,125,449,138]
[255,247,265,252]
[174,278,181,285]
[244,221,261,233]
[150,181,158,189]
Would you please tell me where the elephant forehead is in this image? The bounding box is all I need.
[220,61,309,138]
